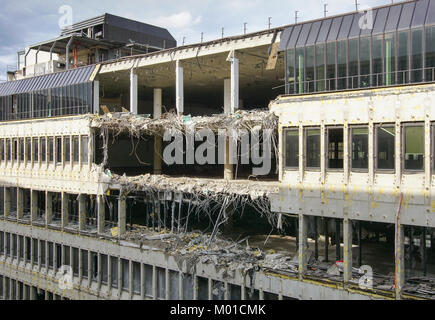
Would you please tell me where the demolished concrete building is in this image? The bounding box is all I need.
[1,0,435,300]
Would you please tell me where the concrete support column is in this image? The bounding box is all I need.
[224,78,234,180]
[395,223,405,300]
[78,249,83,283]
[78,194,86,232]
[45,191,52,226]
[176,60,184,115]
[226,51,239,113]
[4,187,10,217]
[130,68,138,114]
[17,188,23,220]
[154,88,163,175]
[30,190,38,225]
[343,218,353,283]
[118,196,126,238]
[93,80,100,114]
[61,192,69,229]
[298,213,308,279]
[97,195,105,235]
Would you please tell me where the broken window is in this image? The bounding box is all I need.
[403,124,424,171]
[327,127,343,169]
[351,127,369,170]
[305,128,321,169]
[376,124,395,170]
[284,128,299,168]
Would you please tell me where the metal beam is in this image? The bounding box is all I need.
[65,36,74,70]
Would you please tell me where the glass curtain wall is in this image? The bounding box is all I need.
[284,22,431,94]
[0,82,92,121]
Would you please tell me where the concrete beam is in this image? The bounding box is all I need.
[130,68,138,115]
[154,88,163,175]
[176,60,184,115]
[395,223,405,300]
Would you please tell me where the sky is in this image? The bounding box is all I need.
[0,0,393,81]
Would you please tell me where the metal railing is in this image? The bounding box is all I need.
[281,67,435,96]
[2,105,91,122]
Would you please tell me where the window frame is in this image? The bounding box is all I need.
[375,123,396,173]
[283,127,299,170]
[349,125,369,173]
[304,126,321,171]
[326,126,344,171]
[402,122,425,173]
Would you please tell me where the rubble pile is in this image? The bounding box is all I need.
[90,109,279,137]
[113,173,279,200]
